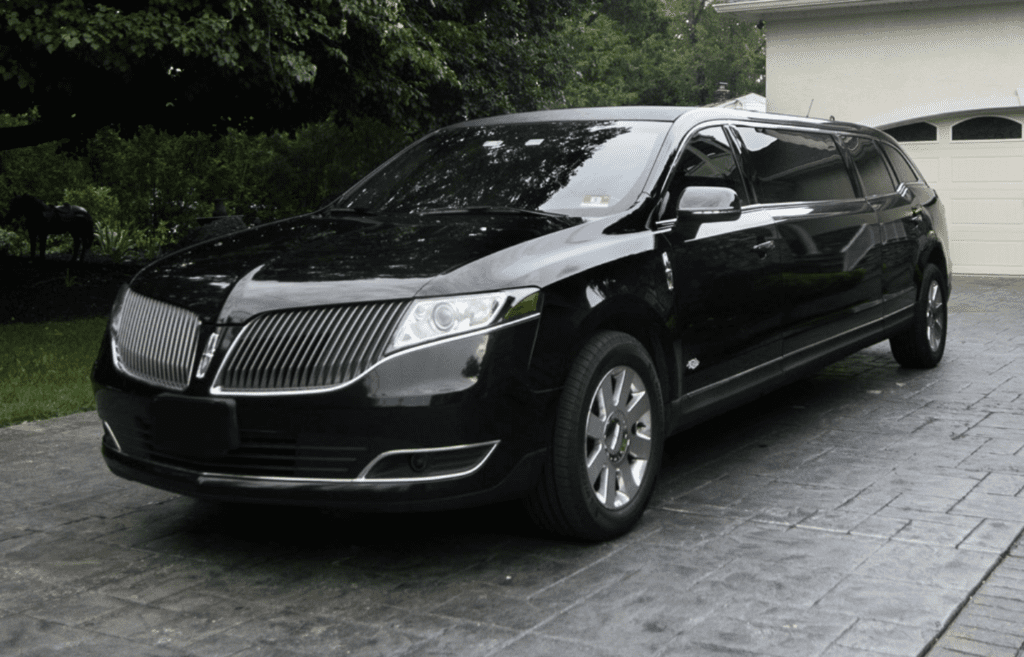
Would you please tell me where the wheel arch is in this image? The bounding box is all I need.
[575,301,676,404]
[919,238,951,298]
[531,284,677,404]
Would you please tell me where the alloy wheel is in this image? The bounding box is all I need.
[584,365,653,509]
[925,279,945,353]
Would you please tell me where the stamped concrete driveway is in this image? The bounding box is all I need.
[1,275,1023,657]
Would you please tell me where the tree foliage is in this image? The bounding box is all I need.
[558,0,765,108]
[0,0,579,150]
[0,0,767,262]
[0,109,409,260]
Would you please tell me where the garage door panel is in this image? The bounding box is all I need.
[951,156,1024,183]
[952,240,1024,270]
[910,156,940,183]
[948,197,1024,225]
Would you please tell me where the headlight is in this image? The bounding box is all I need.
[389,288,540,352]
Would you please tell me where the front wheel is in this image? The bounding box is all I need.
[890,263,947,368]
[526,331,664,541]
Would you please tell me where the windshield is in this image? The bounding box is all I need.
[335,120,672,219]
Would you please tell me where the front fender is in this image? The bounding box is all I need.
[528,250,676,398]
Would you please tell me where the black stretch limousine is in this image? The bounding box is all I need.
[93,107,951,540]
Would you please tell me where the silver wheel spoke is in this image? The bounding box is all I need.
[629,433,652,460]
[623,391,649,430]
[596,376,613,418]
[611,367,632,409]
[596,464,615,505]
[587,441,611,484]
[618,464,640,502]
[586,412,605,441]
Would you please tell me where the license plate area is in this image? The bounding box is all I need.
[151,395,239,458]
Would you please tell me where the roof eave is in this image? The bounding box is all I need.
[715,0,1015,21]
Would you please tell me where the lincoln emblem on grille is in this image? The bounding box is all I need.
[196,332,220,379]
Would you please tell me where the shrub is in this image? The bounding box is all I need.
[2,113,412,252]
[62,185,120,226]
[92,221,134,262]
[0,227,28,257]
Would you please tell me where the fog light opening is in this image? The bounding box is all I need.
[409,453,429,473]
[358,441,500,481]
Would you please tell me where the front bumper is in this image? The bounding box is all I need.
[93,319,557,511]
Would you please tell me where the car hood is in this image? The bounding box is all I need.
[129,213,585,324]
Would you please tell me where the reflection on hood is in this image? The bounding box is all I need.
[129,213,583,323]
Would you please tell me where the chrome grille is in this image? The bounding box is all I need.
[214,301,409,392]
[112,289,202,391]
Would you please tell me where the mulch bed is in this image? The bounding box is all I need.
[0,253,144,324]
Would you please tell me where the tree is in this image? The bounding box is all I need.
[0,0,581,151]
[559,0,765,109]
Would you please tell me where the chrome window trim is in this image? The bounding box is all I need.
[653,118,888,227]
[208,312,541,397]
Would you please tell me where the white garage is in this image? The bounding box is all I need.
[716,0,1024,276]
[885,111,1024,275]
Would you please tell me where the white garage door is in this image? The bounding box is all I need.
[889,112,1024,276]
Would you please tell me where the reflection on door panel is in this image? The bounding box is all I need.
[663,126,783,398]
[732,126,884,363]
[841,135,920,319]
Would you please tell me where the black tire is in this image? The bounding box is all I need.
[890,263,947,368]
[525,331,664,541]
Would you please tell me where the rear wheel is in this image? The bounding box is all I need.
[526,331,664,541]
[890,263,947,368]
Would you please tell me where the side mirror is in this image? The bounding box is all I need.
[677,186,742,223]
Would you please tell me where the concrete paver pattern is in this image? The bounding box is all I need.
[1,275,1023,657]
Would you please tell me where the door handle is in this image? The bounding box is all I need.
[752,240,776,256]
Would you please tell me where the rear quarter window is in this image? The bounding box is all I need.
[841,136,897,197]
[880,143,921,184]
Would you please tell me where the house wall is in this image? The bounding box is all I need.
[765,3,1024,124]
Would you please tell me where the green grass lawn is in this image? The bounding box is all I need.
[1,317,108,427]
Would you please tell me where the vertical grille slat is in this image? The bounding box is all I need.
[332,305,372,382]
[112,289,201,391]
[215,300,410,393]
[318,308,361,385]
[263,312,304,389]
[293,308,334,388]
[303,310,345,388]
[281,307,327,388]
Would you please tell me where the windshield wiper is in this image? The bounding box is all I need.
[417,205,569,219]
[320,206,378,216]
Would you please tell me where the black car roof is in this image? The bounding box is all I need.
[452,106,893,142]
[457,106,700,126]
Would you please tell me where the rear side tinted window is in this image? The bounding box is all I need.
[841,136,896,197]
[733,127,856,204]
[880,143,920,184]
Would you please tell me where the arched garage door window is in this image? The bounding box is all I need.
[952,117,1022,140]
[885,122,937,142]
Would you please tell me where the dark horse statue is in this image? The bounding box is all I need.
[5,194,95,262]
